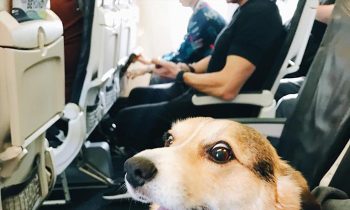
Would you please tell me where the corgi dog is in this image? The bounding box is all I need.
[124,117,320,210]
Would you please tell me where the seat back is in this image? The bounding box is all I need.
[71,0,137,135]
[0,1,64,209]
[278,0,350,189]
[116,1,138,60]
[329,139,350,195]
[0,4,64,148]
[264,0,318,94]
[70,0,95,104]
[0,1,11,154]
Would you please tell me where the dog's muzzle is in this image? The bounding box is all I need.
[124,156,158,188]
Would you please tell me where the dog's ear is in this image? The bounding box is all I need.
[301,190,321,210]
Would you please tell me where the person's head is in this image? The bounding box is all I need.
[179,0,199,8]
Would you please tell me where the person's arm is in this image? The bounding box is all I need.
[191,56,211,73]
[183,55,255,100]
[316,4,334,24]
[151,55,211,77]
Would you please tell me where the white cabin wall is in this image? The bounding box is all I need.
[134,0,237,59]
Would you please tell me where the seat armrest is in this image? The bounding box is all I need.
[233,118,286,138]
[50,103,86,175]
[192,90,274,107]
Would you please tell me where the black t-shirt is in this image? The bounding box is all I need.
[207,0,283,92]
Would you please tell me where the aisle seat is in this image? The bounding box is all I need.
[0,6,63,210]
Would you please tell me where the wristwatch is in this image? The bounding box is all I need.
[176,71,186,83]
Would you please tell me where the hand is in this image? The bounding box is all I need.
[151,58,182,79]
[126,65,153,79]
[135,54,153,65]
[177,63,191,72]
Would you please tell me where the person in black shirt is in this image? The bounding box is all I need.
[111,0,284,152]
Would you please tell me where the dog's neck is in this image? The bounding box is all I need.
[210,176,302,210]
[196,182,277,210]
[275,175,303,210]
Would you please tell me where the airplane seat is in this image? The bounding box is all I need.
[327,140,350,195]
[244,0,350,190]
[0,0,11,166]
[240,1,350,207]
[192,0,318,118]
[311,140,350,210]
[116,0,138,60]
[0,2,64,209]
[276,0,350,189]
[65,0,138,185]
[71,0,137,135]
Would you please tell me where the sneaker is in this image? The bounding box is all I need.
[46,125,65,148]
[102,181,132,200]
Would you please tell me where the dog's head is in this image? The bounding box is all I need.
[124,117,317,210]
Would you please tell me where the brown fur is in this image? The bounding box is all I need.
[126,118,320,210]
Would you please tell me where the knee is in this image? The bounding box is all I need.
[276,94,298,118]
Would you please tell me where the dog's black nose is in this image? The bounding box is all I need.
[124,157,157,188]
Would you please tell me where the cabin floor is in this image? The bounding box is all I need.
[40,150,149,210]
[40,188,148,210]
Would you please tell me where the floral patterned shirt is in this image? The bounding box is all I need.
[163,0,226,63]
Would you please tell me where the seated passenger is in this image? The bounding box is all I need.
[103,0,284,200]
[127,0,226,84]
[275,3,334,118]
[111,0,283,152]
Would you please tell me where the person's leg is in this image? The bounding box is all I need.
[114,89,261,152]
[114,89,202,152]
[275,77,305,101]
[127,83,184,106]
[150,74,175,85]
[109,82,188,118]
[276,94,299,118]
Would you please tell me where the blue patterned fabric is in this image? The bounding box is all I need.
[162,1,226,63]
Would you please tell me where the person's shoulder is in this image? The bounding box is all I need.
[197,2,224,18]
[243,0,279,14]
[239,0,280,21]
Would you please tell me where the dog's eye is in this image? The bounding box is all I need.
[208,142,233,163]
[163,132,174,147]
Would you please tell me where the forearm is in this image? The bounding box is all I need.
[183,55,255,101]
[191,56,211,73]
[183,71,233,99]
[316,4,334,24]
